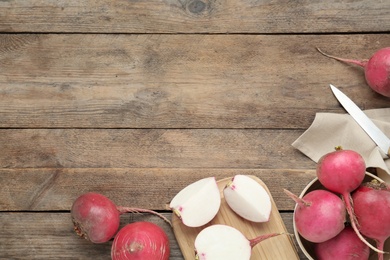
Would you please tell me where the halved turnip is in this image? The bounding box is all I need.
[194,224,282,260]
[170,177,221,227]
[223,175,271,222]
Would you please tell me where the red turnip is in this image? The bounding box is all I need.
[71,192,120,243]
[111,221,170,260]
[316,148,384,253]
[317,47,390,97]
[352,180,390,260]
[284,189,346,243]
[314,226,370,260]
[71,192,171,243]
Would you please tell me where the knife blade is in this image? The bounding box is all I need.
[330,84,390,157]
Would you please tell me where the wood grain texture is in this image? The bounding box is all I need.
[0,0,389,33]
[0,168,316,211]
[0,212,307,259]
[1,34,389,128]
[1,1,389,259]
[0,212,182,259]
[0,129,311,169]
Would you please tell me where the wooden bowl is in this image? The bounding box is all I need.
[294,172,390,260]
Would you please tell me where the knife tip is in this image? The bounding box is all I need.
[329,84,339,94]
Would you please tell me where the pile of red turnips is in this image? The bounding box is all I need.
[71,192,171,260]
[285,147,390,260]
[317,47,390,97]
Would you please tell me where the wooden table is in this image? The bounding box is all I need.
[1,1,389,259]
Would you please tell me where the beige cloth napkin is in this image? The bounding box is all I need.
[292,108,390,183]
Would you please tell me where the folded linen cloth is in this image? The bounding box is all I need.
[292,108,390,183]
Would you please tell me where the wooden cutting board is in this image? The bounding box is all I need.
[171,175,299,259]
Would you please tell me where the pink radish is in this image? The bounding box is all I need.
[284,189,346,243]
[314,226,370,260]
[352,180,390,260]
[111,221,170,260]
[316,148,384,253]
[317,47,390,97]
[71,192,171,243]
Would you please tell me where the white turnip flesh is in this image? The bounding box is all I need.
[194,224,283,260]
[223,174,271,223]
[352,180,390,260]
[284,189,346,243]
[317,47,390,97]
[111,221,170,260]
[169,177,221,227]
[314,226,370,260]
[316,149,383,253]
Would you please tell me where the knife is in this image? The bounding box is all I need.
[330,84,390,158]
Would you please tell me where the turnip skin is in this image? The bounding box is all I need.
[316,149,366,195]
[352,180,390,260]
[315,149,385,253]
[285,189,346,243]
[317,47,390,97]
[71,192,120,244]
[314,226,370,260]
[71,192,171,244]
[111,221,170,260]
[364,48,390,97]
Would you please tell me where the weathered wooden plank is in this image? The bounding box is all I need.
[1,34,389,129]
[0,0,389,33]
[0,212,182,259]
[0,129,313,169]
[0,168,316,211]
[0,212,307,259]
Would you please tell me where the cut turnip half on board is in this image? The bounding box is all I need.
[170,177,221,227]
[223,175,271,222]
[194,224,282,260]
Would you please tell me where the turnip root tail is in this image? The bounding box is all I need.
[377,240,386,260]
[283,189,311,207]
[249,232,289,248]
[316,47,368,68]
[117,206,172,227]
[342,194,386,254]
